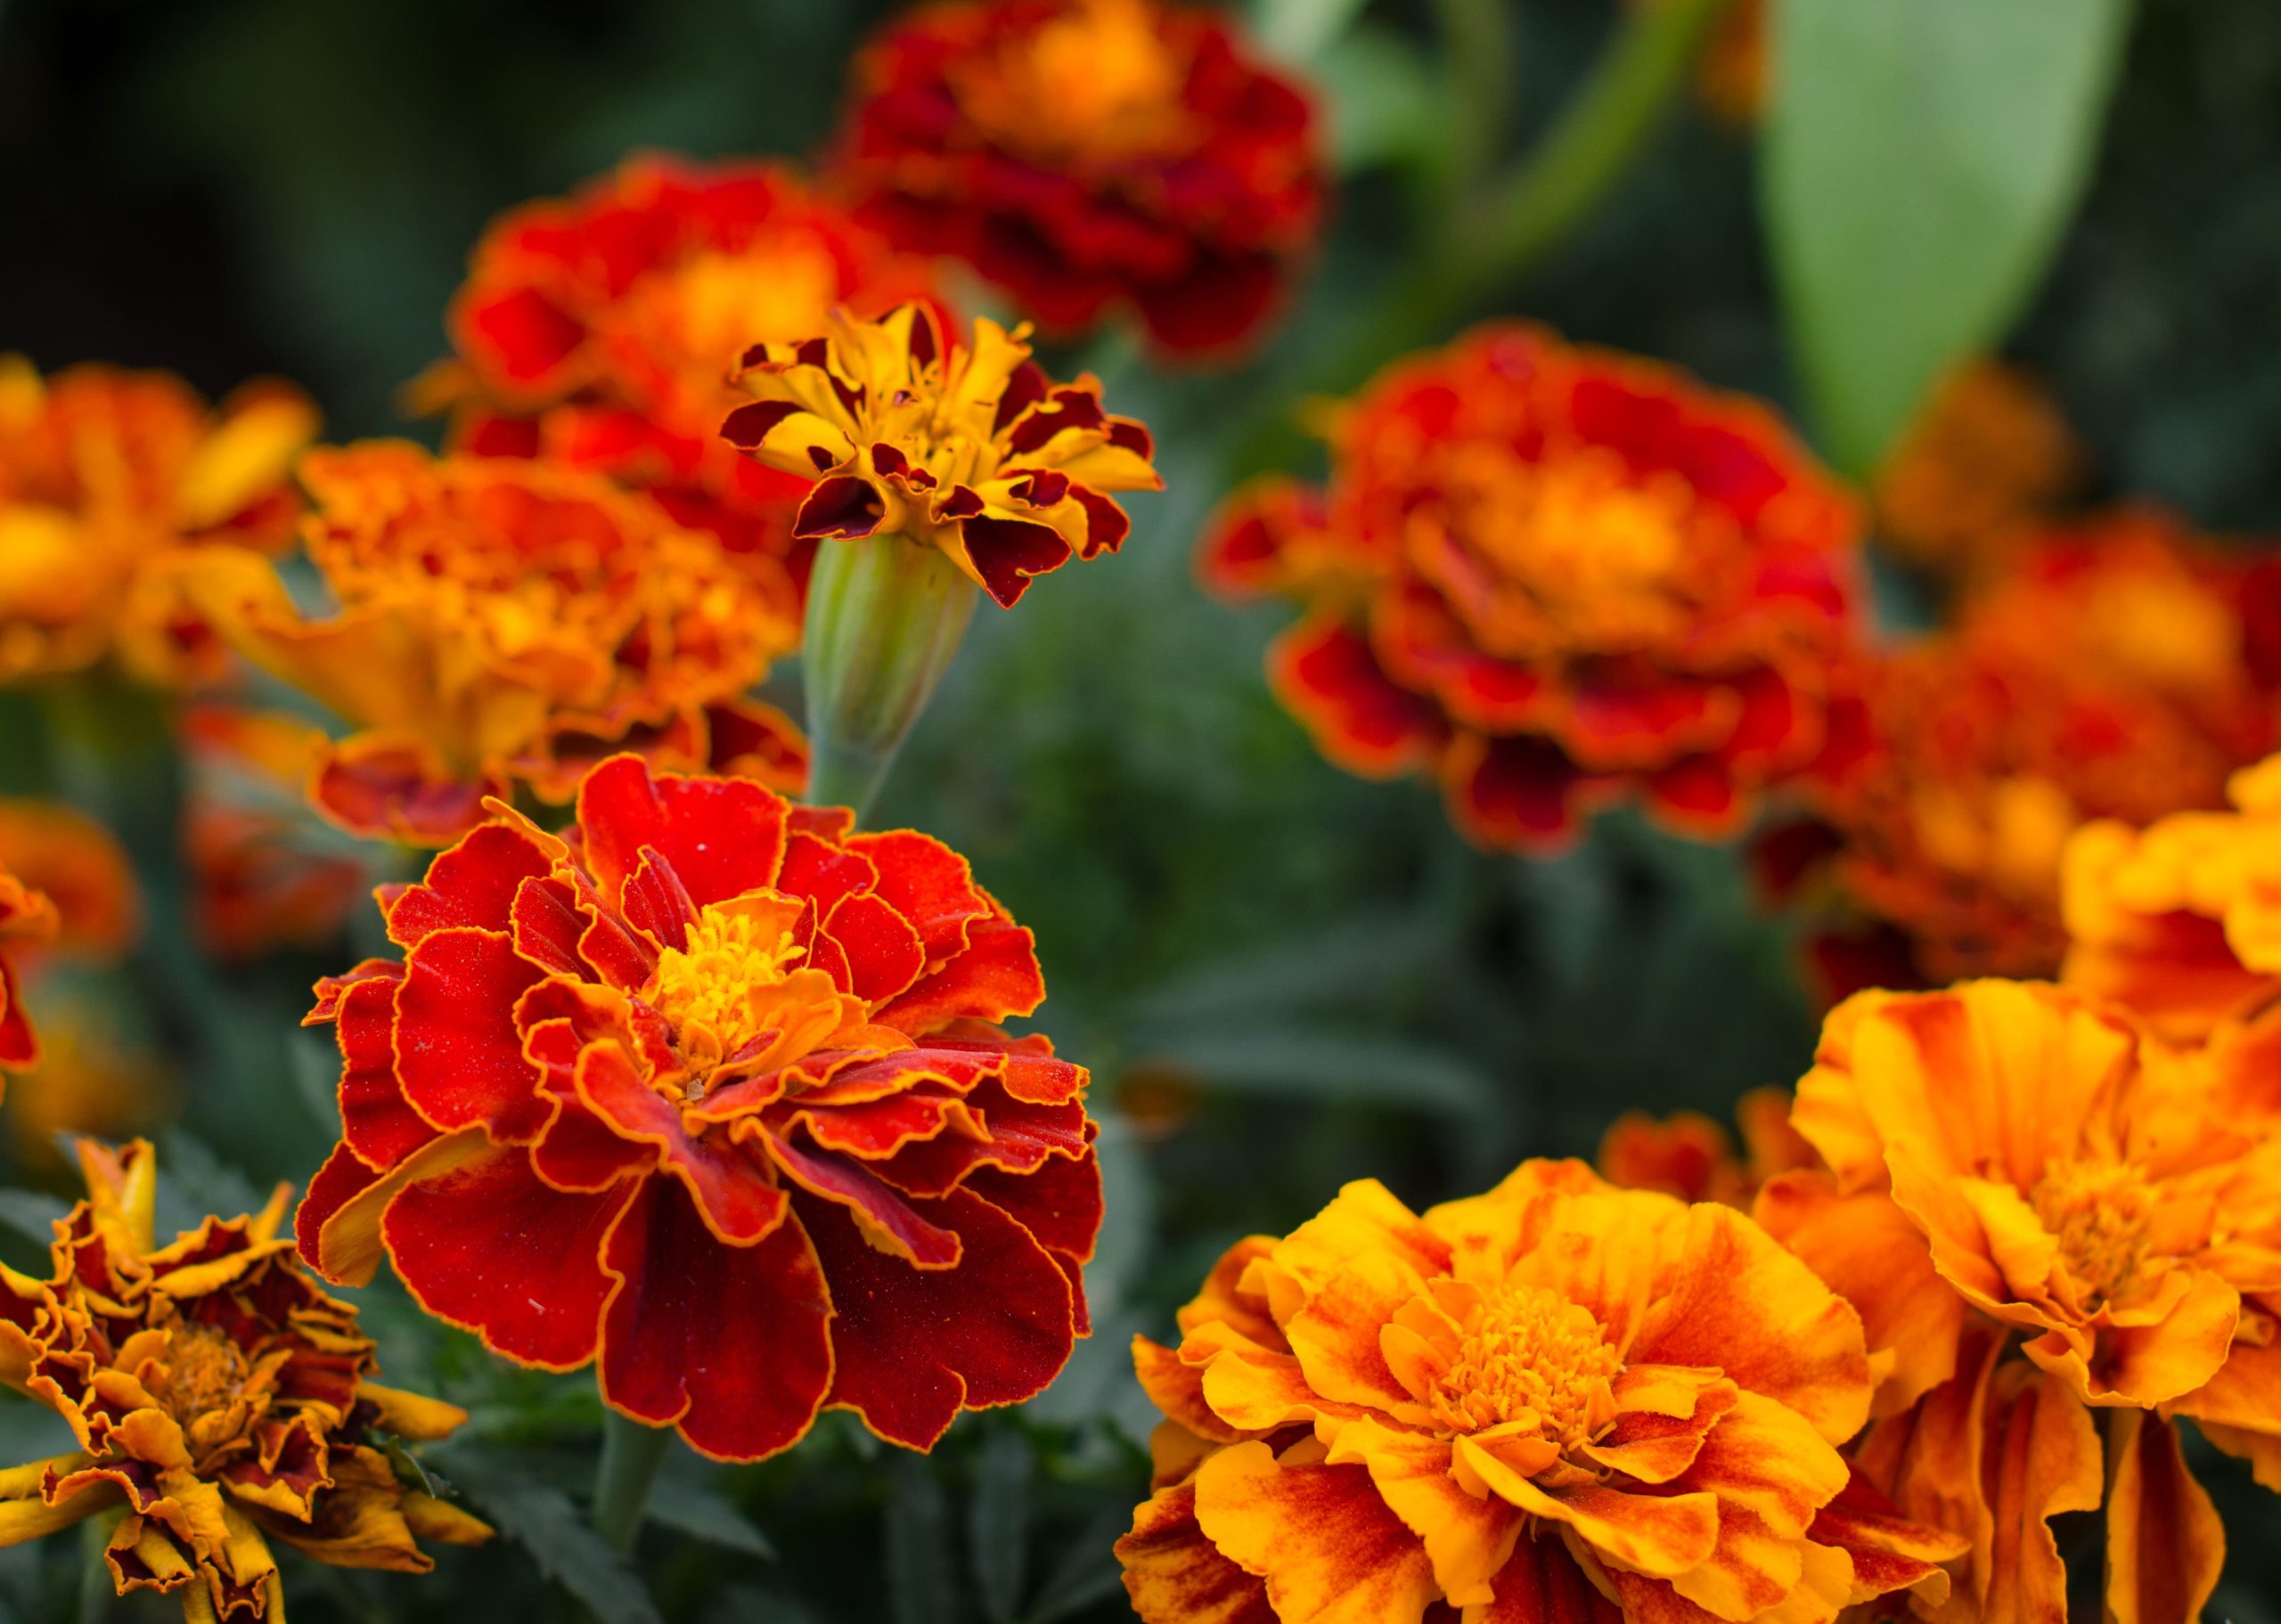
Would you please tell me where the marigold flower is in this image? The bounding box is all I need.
[174,444,805,845]
[295,755,1100,1461]
[0,1139,488,1620]
[0,355,313,685]
[1872,358,2082,577]
[3,993,168,1169]
[831,0,1324,355]
[723,304,1161,608]
[1787,510,2272,990]
[1758,981,2281,1621]
[421,155,946,583]
[0,799,141,963]
[183,706,370,959]
[1596,1086,1813,1207]
[1201,323,1864,851]
[0,858,58,1075]
[1119,1160,1963,1623]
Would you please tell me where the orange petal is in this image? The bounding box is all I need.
[1461,1530,1623,1623]
[1453,1436,1716,1580]
[1118,1480,1277,1624]
[1661,1391,1851,1620]
[1982,1361,2102,1624]
[1322,1417,1521,1610]
[2105,1410,2223,1624]
[1192,1440,1440,1624]
[2023,1267,2237,1408]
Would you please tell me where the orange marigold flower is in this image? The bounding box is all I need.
[1119,1160,1964,1623]
[1201,323,1864,851]
[295,755,1101,1461]
[0,1139,488,1620]
[174,444,805,845]
[1872,357,2082,577]
[3,993,170,1169]
[182,706,370,959]
[1596,1085,1814,1207]
[1790,510,2272,990]
[831,0,1325,355]
[422,154,947,583]
[0,355,314,684]
[0,798,142,963]
[0,857,58,1076]
[1758,981,2280,1620]
[723,304,1162,608]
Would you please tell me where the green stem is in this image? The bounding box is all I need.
[590,1409,673,1555]
[1433,0,1516,213]
[78,1506,123,1624]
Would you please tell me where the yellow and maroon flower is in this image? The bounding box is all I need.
[421,155,947,585]
[295,754,1100,1461]
[0,1139,488,1620]
[1782,510,2272,992]
[831,0,1324,355]
[1596,1085,1814,1208]
[1201,323,1865,851]
[1119,1160,1963,1623]
[1872,357,2082,579]
[0,857,58,1076]
[175,444,805,845]
[1758,981,2281,1622]
[0,355,314,685]
[723,303,1161,608]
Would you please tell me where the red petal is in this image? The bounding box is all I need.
[335,975,436,1167]
[578,1041,789,1245]
[382,1147,634,1369]
[845,830,990,963]
[780,1090,976,1159]
[395,927,548,1139]
[462,286,585,388]
[293,1144,381,1271]
[621,848,700,953]
[792,475,887,540]
[1270,615,1446,777]
[762,1129,961,1266]
[869,1081,1091,1196]
[800,1186,1080,1449]
[776,831,879,921]
[598,1177,832,1462]
[872,918,1046,1031]
[825,892,928,1004]
[386,822,560,949]
[574,755,789,912]
[510,874,588,977]
[963,1143,1103,1263]
[960,515,1074,608]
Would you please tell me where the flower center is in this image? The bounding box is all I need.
[626,247,843,419]
[950,0,1197,164]
[162,1322,254,1425]
[648,902,810,1069]
[1432,1284,1621,1446]
[2032,1156,2157,1308]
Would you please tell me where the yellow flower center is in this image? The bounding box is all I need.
[625,246,843,417]
[950,0,1196,164]
[2032,1156,2157,1308]
[162,1322,254,1425]
[1433,1284,1620,1445]
[648,902,810,1068]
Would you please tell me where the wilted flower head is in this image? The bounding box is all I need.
[0,856,58,1076]
[176,444,805,844]
[297,755,1100,1461]
[724,303,1161,607]
[1202,323,1863,850]
[422,155,945,582]
[0,356,313,684]
[832,0,1324,355]
[1120,1160,1962,1623]
[0,1140,487,1621]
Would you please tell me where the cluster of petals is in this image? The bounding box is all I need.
[0,1140,486,1621]
[421,154,945,584]
[295,755,1101,1462]
[1775,510,2275,994]
[1119,1159,1963,1624]
[831,0,1324,355]
[1595,1086,1812,1209]
[173,443,805,845]
[1200,323,1864,851]
[0,856,58,1077]
[1757,979,2281,1622]
[1870,357,2081,577]
[0,355,313,684]
[723,303,1161,607]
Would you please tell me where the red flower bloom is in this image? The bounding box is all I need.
[831,0,1324,355]
[1201,323,1864,850]
[295,755,1100,1461]
[0,856,57,1075]
[422,155,947,583]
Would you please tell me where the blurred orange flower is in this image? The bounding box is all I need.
[0,356,314,684]
[3,990,170,1168]
[1596,1085,1814,1207]
[1120,1161,1962,1622]
[1759,980,2281,1621]
[421,154,946,587]
[176,445,805,845]
[182,706,370,959]
[724,304,1161,607]
[0,1140,487,1620]
[1788,510,2273,992]
[0,799,141,963]
[1201,323,1864,850]
[0,859,57,1076]
[832,0,1324,355]
[1873,357,2082,577]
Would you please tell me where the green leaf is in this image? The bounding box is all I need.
[1134,1026,1496,1115]
[442,1453,662,1624]
[0,1191,66,1251]
[968,1429,1032,1623]
[1022,1507,1132,1624]
[1764,0,2132,473]
[887,1456,961,1624]
[645,1474,777,1563]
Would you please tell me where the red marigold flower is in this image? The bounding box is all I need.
[175,445,806,845]
[295,754,1101,1461]
[420,155,948,585]
[0,1140,489,1620]
[723,304,1161,608]
[1201,323,1864,850]
[1596,1085,1816,1207]
[0,355,314,684]
[1784,509,2273,990]
[0,857,58,1075]
[831,0,1325,355]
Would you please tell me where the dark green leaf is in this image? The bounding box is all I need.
[646,1474,777,1563]
[1765,0,2133,471]
[968,1429,1031,1623]
[443,1453,663,1624]
[887,1455,961,1624]
[0,1192,66,1250]
[1021,1506,1132,1624]
[1135,1026,1495,1115]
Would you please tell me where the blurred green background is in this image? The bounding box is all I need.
[4,0,2280,1618]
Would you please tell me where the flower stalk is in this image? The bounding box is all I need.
[800,533,980,821]
[591,1408,675,1555]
